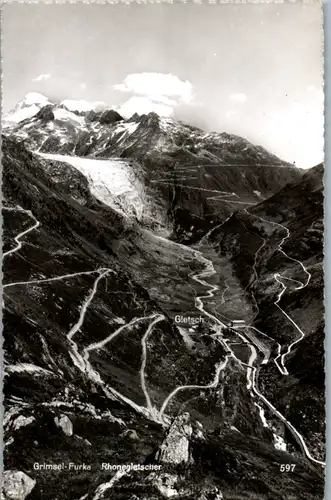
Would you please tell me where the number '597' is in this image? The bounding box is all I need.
[280,464,296,472]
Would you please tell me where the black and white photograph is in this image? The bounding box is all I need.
[1,1,325,499]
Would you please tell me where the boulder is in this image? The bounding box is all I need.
[54,414,73,436]
[120,429,140,442]
[155,412,193,464]
[12,415,35,431]
[2,470,36,500]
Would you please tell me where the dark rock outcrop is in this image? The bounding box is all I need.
[35,104,55,122]
[99,109,123,124]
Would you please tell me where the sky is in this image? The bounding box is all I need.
[2,1,324,168]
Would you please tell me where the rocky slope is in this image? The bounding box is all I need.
[1,97,325,500]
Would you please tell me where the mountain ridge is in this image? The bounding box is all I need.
[2,93,303,244]
[3,92,296,167]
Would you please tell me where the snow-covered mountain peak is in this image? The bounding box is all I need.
[23,92,51,106]
[3,92,54,126]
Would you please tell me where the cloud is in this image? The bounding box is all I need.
[61,99,107,112]
[113,72,196,117]
[264,101,324,168]
[151,94,178,107]
[114,72,194,105]
[32,73,51,82]
[80,83,87,90]
[117,96,174,118]
[229,93,247,103]
[113,83,129,93]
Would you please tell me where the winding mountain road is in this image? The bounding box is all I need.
[245,210,312,374]
[140,314,165,416]
[273,274,307,375]
[185,220,325,467]
[197,212,233,248]
[4,257,161,421]
[3,269,110,290]
[3,207,40,259]
[67,269,114,342]
[247,363,325,466]
[159,354,230,420]
[247,211,311,286]
[3,198,323,467]
[65,270,166,421]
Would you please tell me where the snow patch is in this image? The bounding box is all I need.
[159,116,177,132]
[53,108,85,126]
[115,121,139,139]
[3,105,45,125]
[113,122,139,146]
